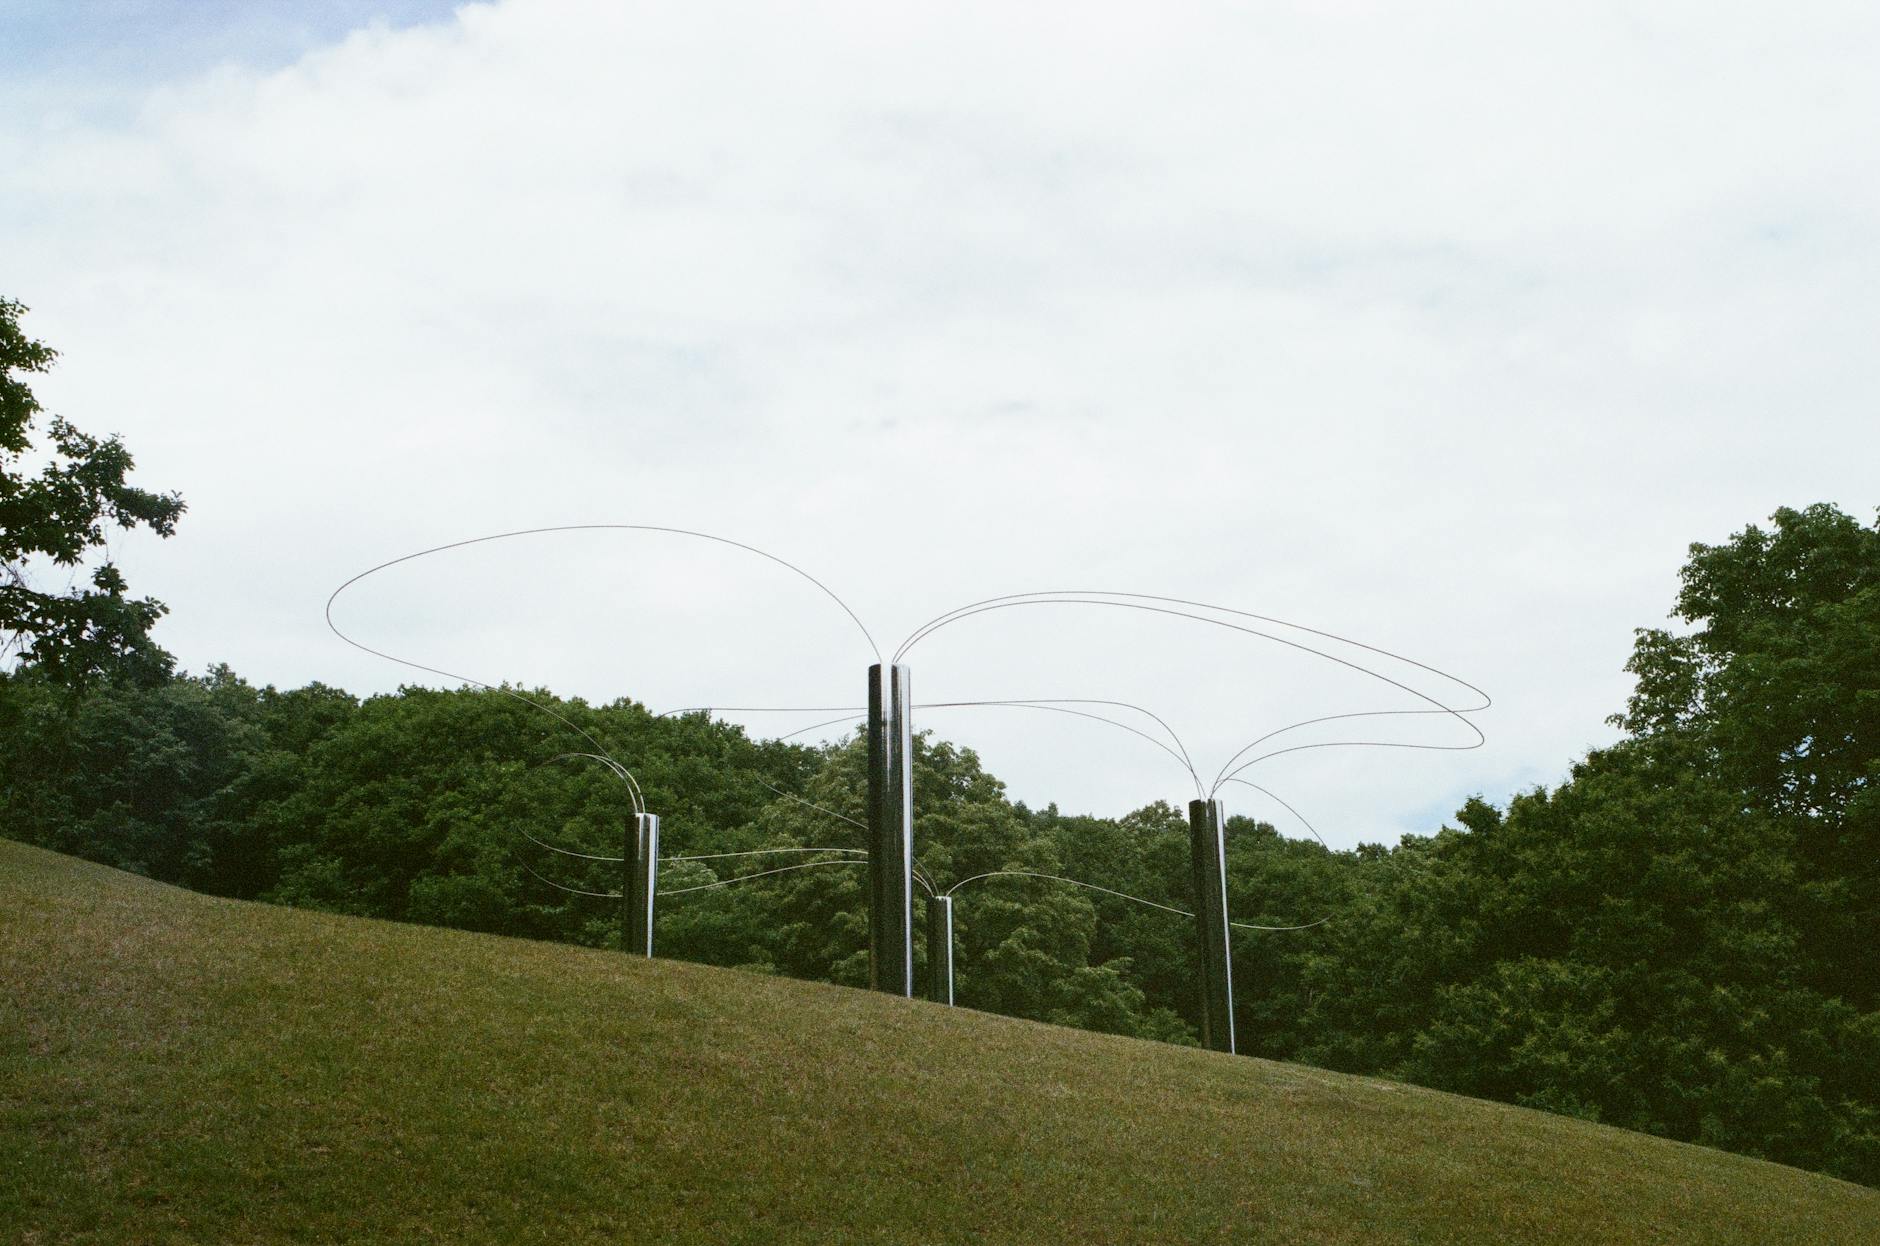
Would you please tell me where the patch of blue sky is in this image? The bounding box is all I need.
[3,1,466,86]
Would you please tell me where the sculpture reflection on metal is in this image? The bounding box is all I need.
[866,664,916,996]
[330,523,1489,1048]
[626,813,659,957]
[1188,799,1235,1052]
[926,894,954,1006]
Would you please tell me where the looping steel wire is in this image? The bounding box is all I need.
[921,699,1202,798]
[670,698,1204,797]
[520,858,622,900]
[754,776,867,830]
[942,869,1330,932]
[515,823,626,863]
[546,751,644,817]
[328,523,878,666]
[1221,778,1329,850]
[663,846,868,863]
[326,524,882,826]
[661,857,868,895]
[890,590,1488,798]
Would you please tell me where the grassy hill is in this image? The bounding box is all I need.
[3,839,1874,1244]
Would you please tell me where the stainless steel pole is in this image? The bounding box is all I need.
[867,663,915,996]
[625,812,659,957]
[1188,798,1236,1053]
[927,893,954,1006]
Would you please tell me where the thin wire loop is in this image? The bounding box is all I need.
[659,706,861,716]
[754,776,867,830]
[946,868,1189,913]
[1220,779,1329,850]
[520,859,622,899]
[896,590,1489,717]
[663,846,867,862]
[921,699,1202,798]
[944,869,1331,932]
[547,750,644,817]
[775,715,868,743]
[888,590,1487,797]
[673,699,1203,797]
[516,824,626,863]
[326,525,879,805]
[1230,915,1334,933]
[661,857,868,895]
[328,523,879,668]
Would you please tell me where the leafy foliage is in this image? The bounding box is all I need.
[2,502,1877,1185]
[1,298,184,686]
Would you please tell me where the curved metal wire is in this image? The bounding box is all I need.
[663,846,869,863]
[920,699,1202,798]
[668,699,1193,769]
[1220,779,1329,850]
[973,698,1198,780]
[944,869,1331,932]
[946,868,1189,913]
[516,824,626,863]
[1216,734,1486,790]
[900,595,1485,739]
[896,591,1490,717]
[673,699,1203,797]
[325,525,878,807]
[329,523,878,668]
[660,857,868,896]
[1230,915,1334,932]
[754,775,867,830]
[659,706,862,717]
[547,750,644,818]
[774,715,868,744]
[1210,706,1488,793]
[888,591,1487,798]
[520,859,622,900]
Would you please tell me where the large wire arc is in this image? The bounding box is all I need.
[891,591,1487,797]
[943,869,1330,932]
[1222,779,1328,850]
[661,856,869,896]
[664,698,1205,798]
[325,525,880,805]
[547,750,645,818]
[329,524,878,666]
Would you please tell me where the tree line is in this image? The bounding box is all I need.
[1,300,1874,1185]
[2,506,1876,1186]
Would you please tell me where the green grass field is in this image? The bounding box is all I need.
[3,839,1874,1244]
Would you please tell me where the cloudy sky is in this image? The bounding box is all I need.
[5,2,1877,848]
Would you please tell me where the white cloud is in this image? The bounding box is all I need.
[5,0,1878,845]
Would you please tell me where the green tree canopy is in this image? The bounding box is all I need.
[1,297,184,685]
[1615,503,1879,1007]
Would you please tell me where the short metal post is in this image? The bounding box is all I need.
[867,663,915,996]
[927,893,954,1006]
[624,812,659,957]
[1188,798,1235,1053]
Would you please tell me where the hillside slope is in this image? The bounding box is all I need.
[2,839,1873,1245]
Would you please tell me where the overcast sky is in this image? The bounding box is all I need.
[5,2,1877,848]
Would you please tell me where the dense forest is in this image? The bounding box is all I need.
[2,503,1876,1188]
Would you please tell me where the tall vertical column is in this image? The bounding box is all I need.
[927,893,954,1006]
[1187,798,1236,1053]
[867,662,915,996]
[624,812,659,957]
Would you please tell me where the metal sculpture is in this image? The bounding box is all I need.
[328,524,1490,1053]
[626,813,659,957]
[926,894,954,1006]
[866,663,916,996]
[1188,799,1235,1052]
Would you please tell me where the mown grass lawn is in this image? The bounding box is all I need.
[2,838,1874,1244]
